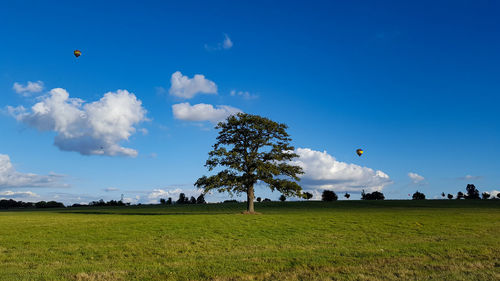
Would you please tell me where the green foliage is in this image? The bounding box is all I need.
[0,200,498,280]
[35,201,65,208]
[465,184,480,199]
[177,193,189,204]
[279,195,286,202]
[412,191,426,200]
[361,190,385,200]
[321,190,338,201]
[256,197,262,202]
[196,194,206,204]
[457,191,465,199]
[195,113,304,212]
[303,192,313,200]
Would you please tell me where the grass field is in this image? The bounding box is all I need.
[0,200,499,280]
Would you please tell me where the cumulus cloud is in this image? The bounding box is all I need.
[169,71,217,99]
[230,90,258,100]
[0,190,40,198]
[408,172,425,184]
[488,190,499,198]
[8,88,147,157]
[0,154,65,189]
[291,148,392,192]
[172,102,241,123]
[13,81,44,96]
[205,33,233,51]
[148,188,182,203]
[123,195,141,204]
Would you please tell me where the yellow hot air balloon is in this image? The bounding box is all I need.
[74,50,82,58]
[356,148,363,156]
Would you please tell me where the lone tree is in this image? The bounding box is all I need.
[412,191,426,200]
[447,193,453,200]
[465,184,480,199]
[303,192,313,200]
[322,190,338,201]
[344,193,351,199]
[279,195,287,202]
[195,113,304,213]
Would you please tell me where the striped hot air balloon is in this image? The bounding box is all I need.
[356,148,363,156]
[74,50,82,58]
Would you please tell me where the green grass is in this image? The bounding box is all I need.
[0,200,499,280]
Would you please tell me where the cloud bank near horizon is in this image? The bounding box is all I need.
[293,148,392,193]
[0,154,66,189]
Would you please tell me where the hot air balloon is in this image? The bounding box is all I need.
[74,50,82,58]
[356,148,363,157]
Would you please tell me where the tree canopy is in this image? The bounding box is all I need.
[195,113,304,213]
[412,191,426,200]
[361,190,385,200]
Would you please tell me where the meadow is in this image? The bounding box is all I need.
[0,200,499,280]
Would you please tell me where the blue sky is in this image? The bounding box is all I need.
[1,0,499,204]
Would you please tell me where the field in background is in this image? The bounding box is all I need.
[0,200,499,280]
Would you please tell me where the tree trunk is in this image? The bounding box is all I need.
[246,185,255,213]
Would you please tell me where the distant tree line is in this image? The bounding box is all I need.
[415,184,496,200]
[85,199,128,207]
[159,193,207,205]
[0,199,64,209]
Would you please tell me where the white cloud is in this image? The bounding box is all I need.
[490,190,499,199]
[205,33,234,51]
[103,187,119,192]
[0,154,65,189]
[292,148,392,192]
[147,188,182,203]
[0,190,40,198]
[230,90,258,100]
[223,34,233,49]
[169,71,217,99]
[172,102,241,123]
[8,88,148,157]
[408,172,425,184]
[13,81,44,96]
[460,174,482,180]
[123,195,141,204]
